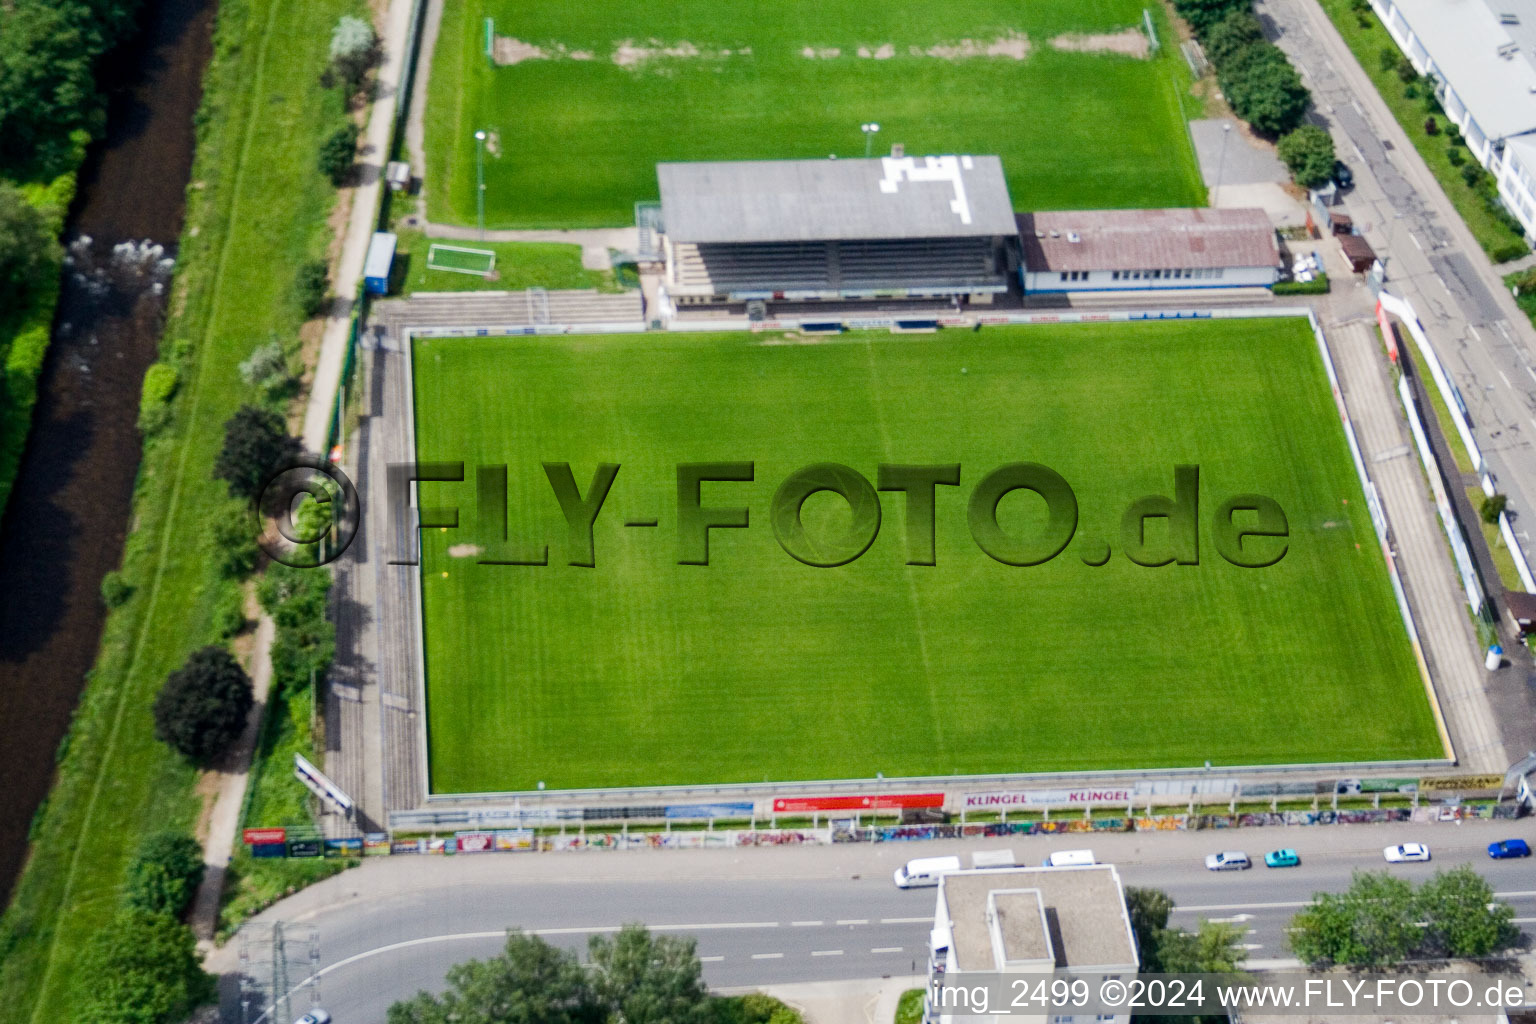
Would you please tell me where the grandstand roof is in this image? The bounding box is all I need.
[658,156,1017,244]
[1018,208,1280,272]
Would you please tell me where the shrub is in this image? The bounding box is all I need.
[1173,0,1251,36]
[1273,273,1329,295]
[1394,55,1416,83]
[0,181,56,307]
[294,257,330,317]
[1378,48,1398,74]
[1460,163,1484,188]
[1277,125,1336,188]
[136,361,179,434]
[152,645,254,764]
[213,581,248,639]
[318,121,359,186]
[1492,241,1530,264]
[1424,116,1438,135]
[210,507,260,579]
[76,909,214,1024]
[124,831,205,918]
[326,15,379,94]
[238,339,290,396]
[1481,493,1508,525]
[1447,146,1464,166]
[1204,11,1265,68]
[100,570,133,609]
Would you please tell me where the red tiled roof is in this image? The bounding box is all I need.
[1018,208,1280,272]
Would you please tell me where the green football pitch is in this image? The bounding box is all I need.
[424,0,1207,228]
[411,320,1445,794]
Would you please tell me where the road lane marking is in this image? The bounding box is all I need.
[1526,366,1536,386]
[871,946,905,954]
[791,921,824,927]
[1178,890,1536,915]
[751,953,784,960]
[836,919,869,925]
[812,950,845,957]
[701,956,725,962]
[1499,369,1512,389]
[880,916,932,924]
[1409,232,1422,251]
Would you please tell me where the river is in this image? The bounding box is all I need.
[0,0,215,902]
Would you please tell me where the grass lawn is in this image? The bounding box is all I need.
[393,229,620,294]
[1508,271,1536,331]
[895,990,925,1024]
[423,0,1205,227]
[0,0,359,1013]
[1316,0,1528,262]
[412,319,1443,794]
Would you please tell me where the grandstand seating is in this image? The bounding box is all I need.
[669,236,1004,297]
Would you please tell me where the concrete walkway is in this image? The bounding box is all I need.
[751,975,922,1024]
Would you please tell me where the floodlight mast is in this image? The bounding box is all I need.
[475,130,488,240]
[861,122,880,159]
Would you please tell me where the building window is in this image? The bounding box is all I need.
[1111,271,1120,280]
[1060,272,1069,282]
[1151,269,1161,279]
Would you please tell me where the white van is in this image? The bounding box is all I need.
[893,855,962,888]
[1042,849,1096,868]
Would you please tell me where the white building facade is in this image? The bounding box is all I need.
[1370,0,1536,241]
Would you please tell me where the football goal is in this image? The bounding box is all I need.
[427,243,497,277]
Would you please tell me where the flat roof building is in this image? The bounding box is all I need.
[927,865,1139,1024]
[1018,208,1281,294]
[1369,0,1536,240]
[655,156,1018,307]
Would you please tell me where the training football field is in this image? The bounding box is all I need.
[424,0,1206,227]
[411,320,1445,794]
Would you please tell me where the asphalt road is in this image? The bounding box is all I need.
[221,820,1536,1023]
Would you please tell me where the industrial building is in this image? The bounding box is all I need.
[1369,0,1536,241]
[655,155,1018,308]
[1018,208,1281,294]
[925,864,1139,1024]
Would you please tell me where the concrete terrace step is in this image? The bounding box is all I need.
[381,289,645,330]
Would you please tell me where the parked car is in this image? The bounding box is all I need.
[1383,842,1431,863]
[1264,849,1300,868]
[1333,160,1354,189]
[294,1012,332,1024]
[1205,851,1251,871]
[1488,839,1532,859]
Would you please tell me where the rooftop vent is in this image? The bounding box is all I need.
[1066,231,1082,243]
[1499,41,1519,58]
[1048,229,1060,238]
[1035,230,1045,238]
[1500,11,1519,24]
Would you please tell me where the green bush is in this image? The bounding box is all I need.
[100,570,133,609]
[1204,11,1265,68]
[1273,273,1330,295]
[1447,146,1464,166]
[1220,43,1312,137]
[1492,241,1529,264]
[136,361,179,434]
[124,831,205,918]
[75,909,214,1024]
[152,645,254,764]
[318,121,359,186]
[294,257,330,317]
[213,580,248,638]
[1173,0,1251,36]
[1277,124,1336,188]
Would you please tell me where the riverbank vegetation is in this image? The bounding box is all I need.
[0,0,363,1013]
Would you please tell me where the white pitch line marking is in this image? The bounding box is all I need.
[836,919,869,926]
[872,946,905,954]
[751,953,784,960]
[811,950,845,957]
[791,921,824,927]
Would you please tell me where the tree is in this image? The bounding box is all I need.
[318,121,360,186]
[1173,0,1252,36]
[0,179,54,307]
[1157,920,1247,973]
[1203,10,1265,68]
[327,14,380,93]
[1277,125,1336,188]
[1481,493,1508,525]
[213,404,302,500]
[387,931,603,1024]
[1289,871,1420,967]
[75,909,213,1024]
[1124,886,1175,971]
[295,257,331,317]
[152,645,253,763]
[588,925,715,1024]
[1417,865,1517,958]
[258,560,335,694]
[238,339,291,396]
[124,830,205,917]
[1220,43,1311,137]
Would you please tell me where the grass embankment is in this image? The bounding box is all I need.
[895,989,925,1024]
[1316,0,1528,262]
[392,229,619,294]
[0,0,360,1013]
[1465,487,1524,592]
[0,174,75,519]
[425,0,1204,226]
[414,319,1441,794]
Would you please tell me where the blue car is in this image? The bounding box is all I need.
[1488,839,1531,859]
